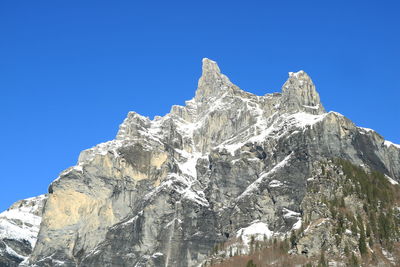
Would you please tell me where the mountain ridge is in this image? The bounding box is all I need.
[1,58,399,266]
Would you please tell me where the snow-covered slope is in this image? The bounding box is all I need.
[0,195,46,266]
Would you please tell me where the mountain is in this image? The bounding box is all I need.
[0,195,46,267]
[2,58,400,266]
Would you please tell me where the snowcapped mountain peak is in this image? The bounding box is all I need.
[108,60,330,158]
[13,58,400,267]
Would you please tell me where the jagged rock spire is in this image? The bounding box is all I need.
[194,59,325,115]
[281,70,325,114]
[194,58,232,102]
[201,58,221,74]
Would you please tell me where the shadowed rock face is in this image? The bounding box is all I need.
[9,59,399,266]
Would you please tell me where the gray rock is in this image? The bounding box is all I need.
[12,58,400,266]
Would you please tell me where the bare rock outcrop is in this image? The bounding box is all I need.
[3,59,398,266]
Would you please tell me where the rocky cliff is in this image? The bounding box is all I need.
[2,58,399,266]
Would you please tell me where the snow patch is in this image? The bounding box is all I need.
[151,252,163,258]
[385,174,399,185]
[290,112,326,128]
[236,221,274,246]
[5,244,26,260]
[165,218,182,229]
[358,127,374,133]
[268,180,283,188]
[161,173,209,207]
[384,140,400,149]
[292,218,302,230]
[0,194,46,248]
[174,150,202,179]
[282,208,301,219]
[218,111,327,156]
[121,211,143,226]
[303,104,320,110]
[238,153,293,199]
[283,207,302,231]
[288,70,304,78]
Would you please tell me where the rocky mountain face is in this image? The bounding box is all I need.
[0,195,46,267]
[2,58,399,266]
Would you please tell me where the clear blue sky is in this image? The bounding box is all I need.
[1,1,399,211]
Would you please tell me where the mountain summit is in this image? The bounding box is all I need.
[195,58,233,102]
[1,59,399,266]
